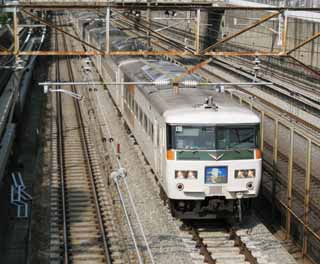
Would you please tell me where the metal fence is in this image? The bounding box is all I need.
[227,90,320,264]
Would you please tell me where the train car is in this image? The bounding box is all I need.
[77,15,262,221]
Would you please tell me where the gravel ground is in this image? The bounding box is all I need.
[29,48,54,264]
[82,64,194,264]
[236,215,297,264]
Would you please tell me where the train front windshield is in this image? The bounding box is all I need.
[167,125,259,151]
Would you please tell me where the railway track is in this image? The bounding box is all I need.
[49,16,113,264]
[203,59,320,121]
[181,221,258,264]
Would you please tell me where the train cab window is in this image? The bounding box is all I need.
[171,126,216,150]
[168,124,259,151]
[216,126,257,150]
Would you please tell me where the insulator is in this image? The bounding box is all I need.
[153,79,171,86]
[181,80,198,87]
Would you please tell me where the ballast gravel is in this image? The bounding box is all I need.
[90,76,193,264]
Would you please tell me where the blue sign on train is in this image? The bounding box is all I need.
[205,166,228,184]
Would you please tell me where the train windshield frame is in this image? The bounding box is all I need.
[167,124,259,151]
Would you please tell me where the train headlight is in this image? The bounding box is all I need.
[175,170,186,179]
[187,170,198,179]
[175,170,198,179]
[248,170,255,178]
[235,169,256,179]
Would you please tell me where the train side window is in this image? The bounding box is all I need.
[157,126,160,147]
[150,123,154,142]
[139,107,143,124]
[146,118,149,133]
[148,119,151,135]
[143,114,148,132]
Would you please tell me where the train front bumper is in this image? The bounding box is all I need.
[166,159,262,200]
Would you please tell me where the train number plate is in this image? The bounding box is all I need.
[209,186,223,195]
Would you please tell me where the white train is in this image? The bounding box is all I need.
[75,13,262,220]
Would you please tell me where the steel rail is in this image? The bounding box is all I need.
[54,19,69,264]
[185,222,258,264]
[212,57,320,107]
[60,18,112,264]
[201,11,282,54]
[187,225,216,264]
[87,58,148,264]
[21,9,105,54]
[75,20,154,260]
[111,12,189,52]
[117,12,194,52]
[230,228,258,264]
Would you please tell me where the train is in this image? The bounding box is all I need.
[74,12,262,221]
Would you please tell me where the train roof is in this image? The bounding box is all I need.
[84,21,260,125]
[121,60,260,125]
[164,107,259,125]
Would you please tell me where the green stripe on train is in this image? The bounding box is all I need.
[176,150,254,161]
